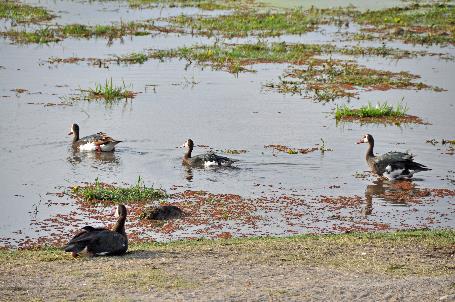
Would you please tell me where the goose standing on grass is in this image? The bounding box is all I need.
[356,134,430,180]
[64,204,128,257]
[182,139,238,167]
[69,123,121,152]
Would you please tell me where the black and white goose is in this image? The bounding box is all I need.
[356,134,430,180]
[64,204,128,257]
[182,139,238,167]
[69,123,121,152]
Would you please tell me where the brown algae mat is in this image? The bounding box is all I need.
[1,230,454,301]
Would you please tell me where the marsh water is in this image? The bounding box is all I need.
[0,0,454,246]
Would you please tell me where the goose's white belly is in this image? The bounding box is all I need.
[79,142,116,152]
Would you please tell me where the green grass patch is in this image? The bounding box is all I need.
[265,58,438,102]
[355,3,455,45]
[334,101,429,125]
[0,1,54,23]
[128,0,242,10]
[1,21,160,44]
[71,177,167,204]
[169,9,317,37]
[82,78,136,102]
[335,101,408,119]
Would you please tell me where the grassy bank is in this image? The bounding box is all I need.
[2,229,453,300]
[2,229,453,275]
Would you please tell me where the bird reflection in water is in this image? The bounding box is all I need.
[183,165,193,181]
[67,147,120,166]
[363,179,424,216]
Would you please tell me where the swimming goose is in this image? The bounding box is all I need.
[64,204,128,257]
[69,123,121,152]
[182,139,238,167]
[356,134,430,180]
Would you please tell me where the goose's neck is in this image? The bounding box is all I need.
[73,130,79,142]
[184,148,192,159]
[113,215,126,236]
[366,140,374,159]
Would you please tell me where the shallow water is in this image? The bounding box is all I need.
[0,0,454,247]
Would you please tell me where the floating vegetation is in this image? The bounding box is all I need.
[264,144,318,155]
[425,139,455,155]
[220,149,247,154]
[82,78,136,102]
[334,101,429,125]
[0,1,54,23]
[355,3,455,45]
[71,177,167,204]
[265,59,440,102]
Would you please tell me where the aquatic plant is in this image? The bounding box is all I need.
[169,9,317,37]
[355,3,455,45]
[85,78,136,102]
[335,101,408,119]
[71,177,167,204]
[0,1,53,23]
[265,59,438,102]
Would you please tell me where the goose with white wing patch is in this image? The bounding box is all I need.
[182,139,238,168]
[69,123,121,152]
[356,134,430,180]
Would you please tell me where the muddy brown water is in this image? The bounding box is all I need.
[0,0,454,247]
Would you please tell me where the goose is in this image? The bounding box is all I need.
[64,204,128,257]
[356,134,430,180]
[182,139,238,167]
[69,123,121,152]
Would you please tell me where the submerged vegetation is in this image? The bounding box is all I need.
[127,0,249,10]
[1,21,166,44]
[71,177,167,204]
[147,41,446,73]
[0,1,53,23]
[83,78,136,102]
[265,59,439,102]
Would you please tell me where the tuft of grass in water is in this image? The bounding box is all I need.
[355,3,455,45]
[0,1,54,23]
[335,101,408,119]
[265,58,439,102]
[71,177,167,204]
[85,78,136,102]
[169,9,317,37]
[118,52,148,64]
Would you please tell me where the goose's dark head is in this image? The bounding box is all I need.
[115,204,127,219]
[68,123,79,136]
[183,139,194,151]
[356,133,374,145]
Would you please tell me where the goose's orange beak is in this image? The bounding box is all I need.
[356,139,364,144]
